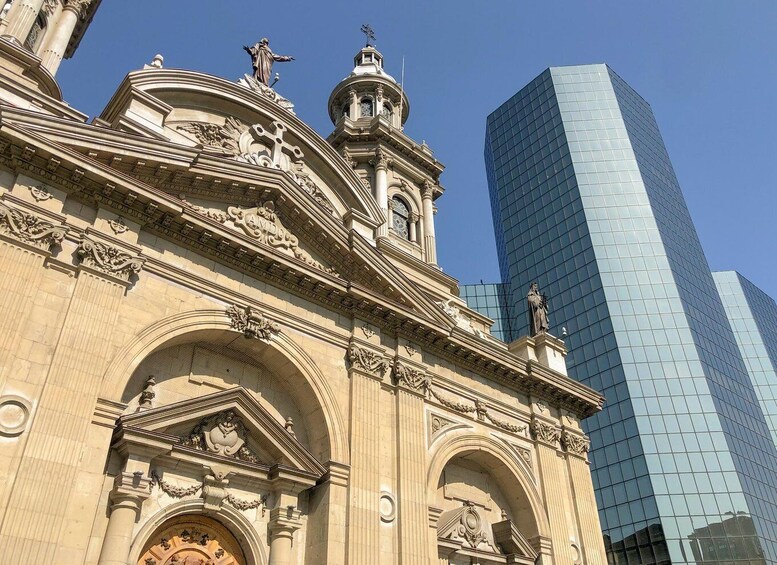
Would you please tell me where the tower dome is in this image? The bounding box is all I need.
[327,45,409,128]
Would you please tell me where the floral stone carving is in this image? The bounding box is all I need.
[226,304,280,341]
[0,201,65,251]
[561,430,591,456]
[531,420,561,447]
[347,344,389,377]
[177,116,244,153]
[76,236,145,280]
[181,410,260,464]
[393,361,431,394]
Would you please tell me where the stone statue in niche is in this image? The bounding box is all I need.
[527,282,549,336]
[182,410,259,463]
[243,38,294,86]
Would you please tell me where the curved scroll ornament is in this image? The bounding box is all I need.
[347,344,389,377]
[392,361,431,394]
[226,304,280,341]
[530,420,561,447]
[181,410,260,464]
[0,201,65,251]
[76,237,145,280]
[561,430,591,456]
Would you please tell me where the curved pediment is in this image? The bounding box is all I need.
[116,387,326,479]
[98,68,382,226]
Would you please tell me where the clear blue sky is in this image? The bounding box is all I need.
[57,1,777,299]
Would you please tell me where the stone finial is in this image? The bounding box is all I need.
[137,377,156,411]
[150,54,163,68]
[285,417,296,438]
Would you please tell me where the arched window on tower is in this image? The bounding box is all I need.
[381,103,393,122]
[360,98,373,118]
[24,11,47,52]
[341,102,350,120]
[391,196,410,240]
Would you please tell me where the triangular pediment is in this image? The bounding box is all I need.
[118,387,325,478]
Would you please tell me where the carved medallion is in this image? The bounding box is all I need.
[181,410,260,464]
[28,185,52,202]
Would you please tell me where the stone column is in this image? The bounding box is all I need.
[346,342,387,562]
[531,418,575,565]
[0,234,143,561]
[563,430,607,564]
[408,212,418,243]
[97,472,152,565]
[373,148,389,238]
[348,89,358,120]
[268,506,302,565]
[38,0,85,75]
[2,0,45,44]
[394,361,431,564]
[421,181,437,264]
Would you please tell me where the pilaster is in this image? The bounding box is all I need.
[0,231,144,561]
[562,429,606,564]
[531,415,575,565]
[393,358,430,564]
[345,337,388,562]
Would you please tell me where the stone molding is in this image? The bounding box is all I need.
[347,343,389,379]
[76,235,144,281]
[226,304,281,341]
[530,419,561,448]
[561,430,591,458]
[0,200,65,252]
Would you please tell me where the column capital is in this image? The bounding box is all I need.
[371,147,389,171]
[268,506,303,536]
[347,342,390,381]
[76,234,145,284]
[561,429,591,459]
[530,417,561,449]
[421,180,436,200]
[110,471,152,508]
[392,359,431,396]
[64,0,92,18]
[0,199,66,254]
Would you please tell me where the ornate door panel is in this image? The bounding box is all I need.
[138,516,246,565]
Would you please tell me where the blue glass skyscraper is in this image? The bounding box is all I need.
[469,64,777,564]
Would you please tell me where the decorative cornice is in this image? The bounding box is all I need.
[561,430,591,457]
[0,200,65,251]
[76,236,145,280]
[392,360,430,394]
[530,420,561,447]
[347,343,389,378]
[226,304,280,341]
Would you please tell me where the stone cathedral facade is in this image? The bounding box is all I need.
[0,3,607,565]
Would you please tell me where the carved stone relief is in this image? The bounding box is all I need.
[561,430,591,456]
[437,502,499,553]
[531,420,561,447]
[438,299,486,339]
[176,117,243,153]
[380,491,396,523]
[392,360,430,394]
[108,217,129,235]
[137,519,244,565]
[76,236,145,280]
[226,304,280,341]
[347,343,389,378]
[28,184,52,202]
[0,200,65,251]
[181,410,260,464]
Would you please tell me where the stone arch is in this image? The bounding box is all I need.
[427,433,550,540]
[128,499,267,565]
[99,309,348,464]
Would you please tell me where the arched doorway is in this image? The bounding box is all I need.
[137,515,247,565]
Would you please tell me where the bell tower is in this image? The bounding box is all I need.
[0,0,100,78]
[327,39,445,267]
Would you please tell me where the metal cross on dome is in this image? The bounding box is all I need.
[361,24,376,47]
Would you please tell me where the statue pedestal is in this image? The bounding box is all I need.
[508,333,568,376]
